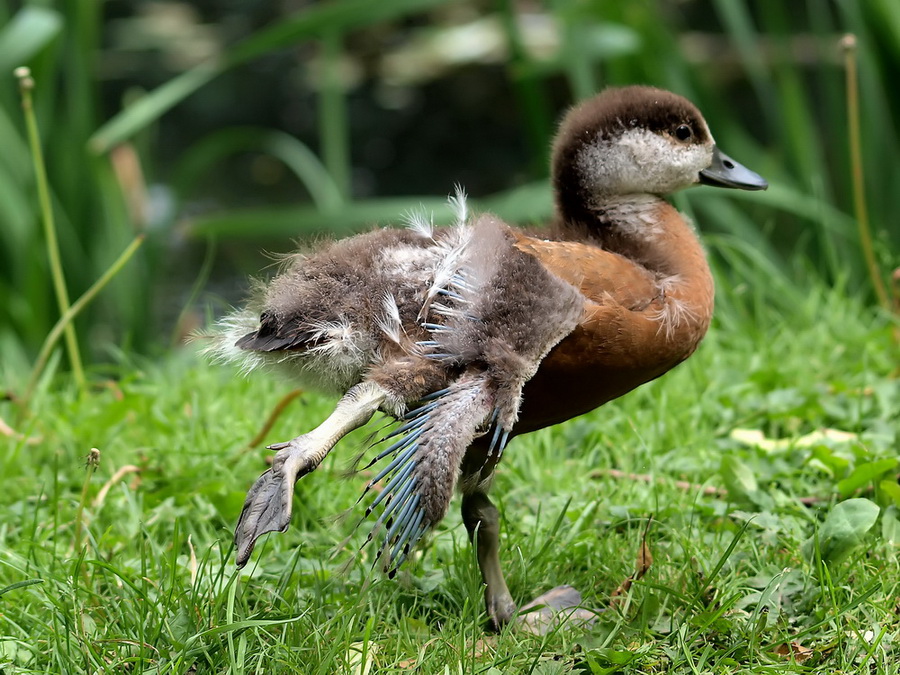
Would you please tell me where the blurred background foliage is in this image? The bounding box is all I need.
[0,0,897,379]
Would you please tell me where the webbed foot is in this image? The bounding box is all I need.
[517,585,598,635]
[234,438,319,567]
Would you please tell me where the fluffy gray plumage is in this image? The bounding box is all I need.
[209,197,584,567]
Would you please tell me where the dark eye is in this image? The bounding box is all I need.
[675,124,693,141]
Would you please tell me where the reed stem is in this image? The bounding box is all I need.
[16,67,86,388]
[840,35,889,310]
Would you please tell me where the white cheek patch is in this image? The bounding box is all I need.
[577,129,713,197]
[616,129,708,193]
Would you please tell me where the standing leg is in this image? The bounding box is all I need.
[461,490,517,629]
[461,488,598,634]
[234,380,388,567]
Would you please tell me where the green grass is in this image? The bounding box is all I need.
[1,275,897,674]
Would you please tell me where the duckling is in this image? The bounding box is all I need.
[209,85,767,631]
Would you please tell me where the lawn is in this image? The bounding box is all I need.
[1,269,897,673]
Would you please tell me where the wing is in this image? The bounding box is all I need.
[511,231,660,310]
[510,233,692,433]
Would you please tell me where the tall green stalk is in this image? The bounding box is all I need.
[16,66,85,388]
[841,35,889,310]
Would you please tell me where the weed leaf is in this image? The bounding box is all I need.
[802,498,880,565]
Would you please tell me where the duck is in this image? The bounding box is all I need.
[208,85,767,631]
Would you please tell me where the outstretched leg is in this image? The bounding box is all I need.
[235,380,387,567]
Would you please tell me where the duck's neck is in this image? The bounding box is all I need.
[556,193,715,339]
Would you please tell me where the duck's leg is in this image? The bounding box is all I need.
[462,488,598,634]
[234,381,387,567]
[461,490,517,628]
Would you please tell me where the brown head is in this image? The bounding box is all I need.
[551,85,767,226]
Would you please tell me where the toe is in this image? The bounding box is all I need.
[487,596,518,631]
